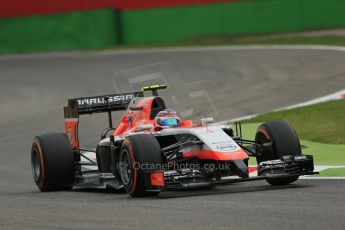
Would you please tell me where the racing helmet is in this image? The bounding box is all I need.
[155,109,180,128]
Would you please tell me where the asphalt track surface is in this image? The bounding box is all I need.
[1,46,345,230]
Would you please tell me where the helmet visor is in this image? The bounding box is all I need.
[159,118,179,126]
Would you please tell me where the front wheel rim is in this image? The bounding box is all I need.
[120,150,132,186]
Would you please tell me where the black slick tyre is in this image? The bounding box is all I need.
[119,134,162,197]
[255,120,301,186]
[31,133,75,191]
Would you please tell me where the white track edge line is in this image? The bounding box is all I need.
[1,45,345,60]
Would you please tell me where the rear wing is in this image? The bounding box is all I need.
[63,92,143,119]
[64,92,143,148]
[63,84,167,148]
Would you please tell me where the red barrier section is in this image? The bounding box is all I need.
[117,0,239,10]
[0,0,239,18]
[0,0,114,18]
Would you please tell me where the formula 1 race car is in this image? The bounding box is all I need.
[31,85,316,197]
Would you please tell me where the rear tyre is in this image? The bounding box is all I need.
[255,120,301,186]
[31,133,75,191]
[119,134,162,197]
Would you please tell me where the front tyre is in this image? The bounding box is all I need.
[119,134,162,197]
[255,120,301,186]
[31,133,75,191]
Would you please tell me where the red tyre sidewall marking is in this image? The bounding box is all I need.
[258,128,270,141]
[123,139,137,195]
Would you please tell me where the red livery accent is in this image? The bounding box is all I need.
[150,172,165,187]
[113,97,156,136]
[64,119,79,148]
[248,166,257,173]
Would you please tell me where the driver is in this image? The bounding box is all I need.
[155,109,180,129]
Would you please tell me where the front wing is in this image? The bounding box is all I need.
[149,155,316,190]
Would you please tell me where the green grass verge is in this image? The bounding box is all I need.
[312,167,345,177]
[240,122,345,166]
[243,100,345,145]
[184,35,345,46]
[300,140,345,166]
